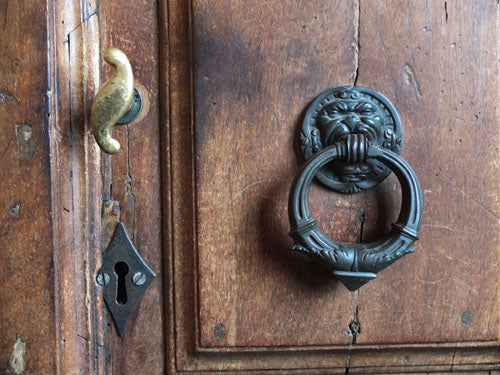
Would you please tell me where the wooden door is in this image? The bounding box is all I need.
[1,1,500,374]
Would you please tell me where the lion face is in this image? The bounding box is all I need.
[300,86,402,193]
[317,99,384,182]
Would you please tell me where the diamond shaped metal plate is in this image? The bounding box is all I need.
[96,222,156,337]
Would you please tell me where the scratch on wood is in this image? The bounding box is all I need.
[422,223,479,234]
[454,278,479,296]
[81,3,98,23]
[0,89,18,105]
[65,12,98,42]
[230,179,274,202]
[263,0,277,21]
[416,277,446,284]
[7,334,26,375]
[102,200,121,248]
[122,173,136,237]
[437,169,499,221]
[402,63,423,97]
[15,124,35,161]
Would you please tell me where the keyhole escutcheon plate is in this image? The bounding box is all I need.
[96,222,156,337]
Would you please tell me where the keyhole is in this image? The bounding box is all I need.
[114,261,129,305]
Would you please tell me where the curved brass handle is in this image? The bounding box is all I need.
[91,47,135,154]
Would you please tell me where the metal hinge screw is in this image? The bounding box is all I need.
[132,272,146,286]
[96,271,110,286]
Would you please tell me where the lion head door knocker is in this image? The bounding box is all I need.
[289,86,423,291]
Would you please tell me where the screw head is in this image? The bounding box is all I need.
[132,272,146,286]
[96,271,110,286]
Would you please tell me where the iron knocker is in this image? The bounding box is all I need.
[289,87,423,291]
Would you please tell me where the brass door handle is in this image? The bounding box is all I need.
[91,47,142,154]
[289,87,423,291]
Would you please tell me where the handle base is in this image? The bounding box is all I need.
[300,86,403,193]
[117,87,143,125]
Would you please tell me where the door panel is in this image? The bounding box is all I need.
[0,1,56,373]
[356,1,500,345]
[99,0,165,372]
[4,0,499,374]
[194,0,359,348]
[167,0,500,373]
[47,0,165,373]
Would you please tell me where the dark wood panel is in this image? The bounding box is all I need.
[49,0,105,373]
[356,0,500,345]
[48,0,164,373]
[193,0,360,348]
[166,0,500,373]
[99,0,165,373]
[0,0,56,373]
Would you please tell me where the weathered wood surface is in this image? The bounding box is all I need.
[168,0,500,373]
[99,1,165,374]
[49,1,105,373]
[193,0,359,348]
[355,0,500,346]
[49,0,164,373]
[192,0,499,347]
[3,0,500,373]
[0,0,56,373]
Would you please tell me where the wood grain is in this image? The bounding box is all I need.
[0,0,57,372]
[98,0,165,373]
[49,0,105,373]
[355,0,500,346]
[5,0,500,373]
[193,0,359,348]
[94,1,165,374]
[166,0,500,373]
[48,0,164,373]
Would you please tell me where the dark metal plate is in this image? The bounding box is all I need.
[96,222,156,337]
[300,86,403,193]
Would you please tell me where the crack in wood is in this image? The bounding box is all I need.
[350,0,360,86]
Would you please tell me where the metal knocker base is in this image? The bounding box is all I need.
[300,86,403,194]
[289,87,423,291]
